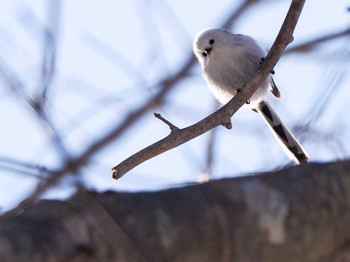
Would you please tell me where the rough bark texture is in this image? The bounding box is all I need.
[1,160,350,262]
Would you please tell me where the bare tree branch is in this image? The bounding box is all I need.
[297,44,350,141]
[0,57,36,107]
[1,0,256,218]
[0,156,49,178]
[0,56,70,161]
[204,127,218,179]
[38,0,61,105]
[201,100,221,179]
[154,113,179,132]
[285,26,350,54]
[111,0,306,179]
[1,160,350,261]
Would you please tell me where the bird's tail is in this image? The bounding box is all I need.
[256,101,309,164]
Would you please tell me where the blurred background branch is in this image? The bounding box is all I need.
[0,0,349,215]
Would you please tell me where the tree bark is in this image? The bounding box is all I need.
[1,160,350,262]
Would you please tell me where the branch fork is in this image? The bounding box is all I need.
[154,113,179,132]
[112,0,306,179]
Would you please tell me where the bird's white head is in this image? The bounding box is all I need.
[193,28,232,66]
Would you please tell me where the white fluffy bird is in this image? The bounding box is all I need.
[193,28,309,164]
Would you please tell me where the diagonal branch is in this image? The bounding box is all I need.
[112,0,306,179]
[154,113,179,132]
[0,56,69,161]
[0,1,280,218]
[285,26,350,54]
[37,0,61,106]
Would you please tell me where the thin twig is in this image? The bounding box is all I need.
[203,129,217,180]
[154,113,179,132]
[0,56,70,161]
[38,0,61,105]
[1,0,264,217]
[203,100,220,178]
[112,0,306,179]
[0,57,36,107]
[298,46,350,138]
[285,27,350,54]
[0,156,49,179]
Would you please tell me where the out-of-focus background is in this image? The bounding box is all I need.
[0,0,349,212]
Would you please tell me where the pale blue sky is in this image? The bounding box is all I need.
[0,0,349,211]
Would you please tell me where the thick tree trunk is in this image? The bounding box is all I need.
[1,160,350,262]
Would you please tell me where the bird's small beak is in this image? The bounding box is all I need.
[205,47,212,55]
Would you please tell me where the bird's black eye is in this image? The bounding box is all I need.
[209,39,214,45]
[202,52,207,57]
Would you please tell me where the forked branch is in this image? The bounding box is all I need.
[112,0,306,179]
